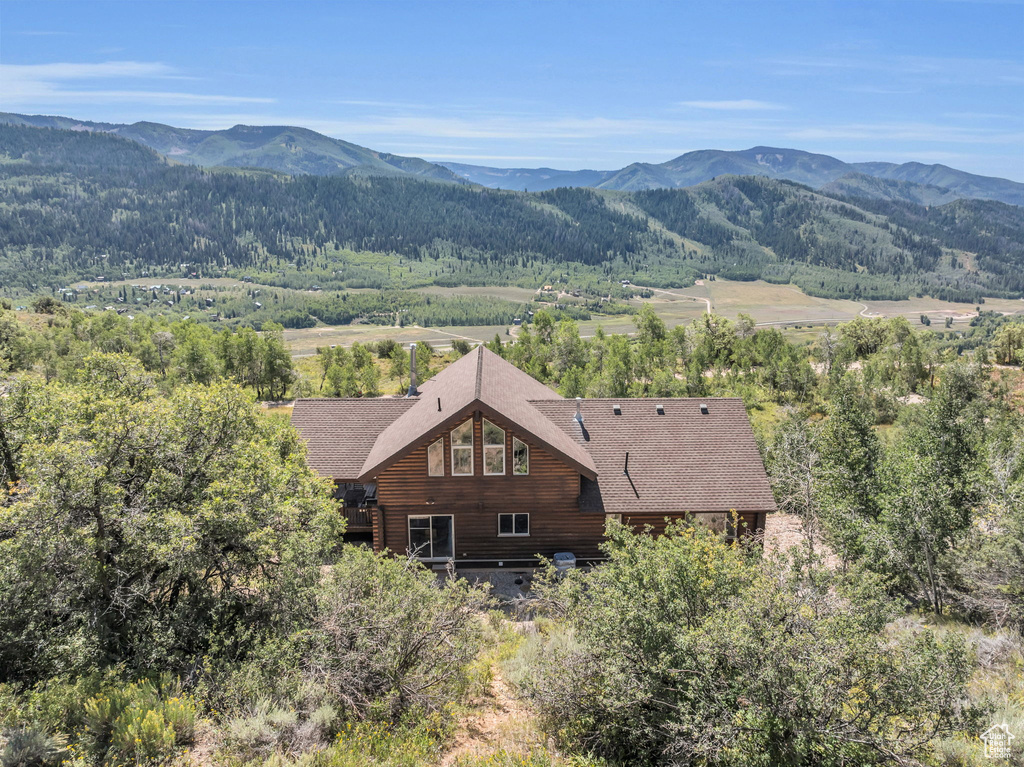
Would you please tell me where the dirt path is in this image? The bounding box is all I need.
[441,669,542,765]
[410,324,482,343]
[645,285,713,313]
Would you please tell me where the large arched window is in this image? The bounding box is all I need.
[483,419,505,475]
[451,420,473,475]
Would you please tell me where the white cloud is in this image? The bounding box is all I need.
[679,100,786,111]
[765,53,1024,85]
[943,111,1021,121]
[786,122,1024,145]
[333,99,434,109]
[0,61,274,109]
[418,154,568,162]
[157,113,706,140]
[843,85,920,95]
[2,61,176,80]
[266,114,790,142]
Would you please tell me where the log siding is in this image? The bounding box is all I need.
[375,409,605,561]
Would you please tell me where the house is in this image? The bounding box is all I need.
[291,346,775,566]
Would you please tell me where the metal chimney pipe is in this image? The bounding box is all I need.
[407,343,419,397]
[574,396,583,425]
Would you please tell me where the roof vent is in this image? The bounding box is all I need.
[406,344,419,398]
[612,404,622,416]
[656,404,665,415]
[574,397,584,425]
[699,403,709,415]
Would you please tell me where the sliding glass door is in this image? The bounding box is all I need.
[407,515,454,559]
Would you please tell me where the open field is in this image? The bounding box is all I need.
[865,295,1024,318]
[413,285,539,302]
[282,279,1024,356]
[699,280,863,322]
[644,280,1024,325]
[283,323,516,357]
[65,275,1024,357]
[639,279,1024,328]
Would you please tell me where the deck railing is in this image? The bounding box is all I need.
[341,506,373,530]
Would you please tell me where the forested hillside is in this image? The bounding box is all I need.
[2,124,1023,327]
[0,112,464,182]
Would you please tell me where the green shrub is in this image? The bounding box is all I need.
[0,674,118,735]
[523,521,986,766]
[221,699,325,760]
[0,361,338,683]
[0,688,23,730]
[322,720,445,767]
[303,548,490,722]
[0,728,67,767]
[202,548,488,759]
[109,709,176,764]
[374,339,398,359]
[82,676,197,764]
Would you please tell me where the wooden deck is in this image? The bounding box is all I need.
[341,506,374,531]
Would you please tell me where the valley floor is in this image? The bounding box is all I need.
[278,278,1024,356]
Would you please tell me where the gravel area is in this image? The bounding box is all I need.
[764,512,840,567]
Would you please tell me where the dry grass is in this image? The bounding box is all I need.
[414,286,540,302]
[271,277,1024,358]
[440,616,596,767]
[923,618,1024,766]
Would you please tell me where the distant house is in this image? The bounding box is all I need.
[292,346,774,565]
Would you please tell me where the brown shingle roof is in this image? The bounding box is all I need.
[292,350,775,517]
[290,397,416,479]
[529,398,776,515]
[358,346,597,479]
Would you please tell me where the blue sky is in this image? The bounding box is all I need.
[2,0,1022,180]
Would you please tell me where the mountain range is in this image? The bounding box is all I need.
[442,148,1024,206]
[1,121,1022,319]
[0,112,465,183]
[2,113,1023,208]
[1,112,1022,210]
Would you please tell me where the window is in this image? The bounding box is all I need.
[498,513,529,536]
[427,438,444,476]
[408,515,454,559]
[512,437,529,475]
[483,419,505,475]
[451,420,473,475]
